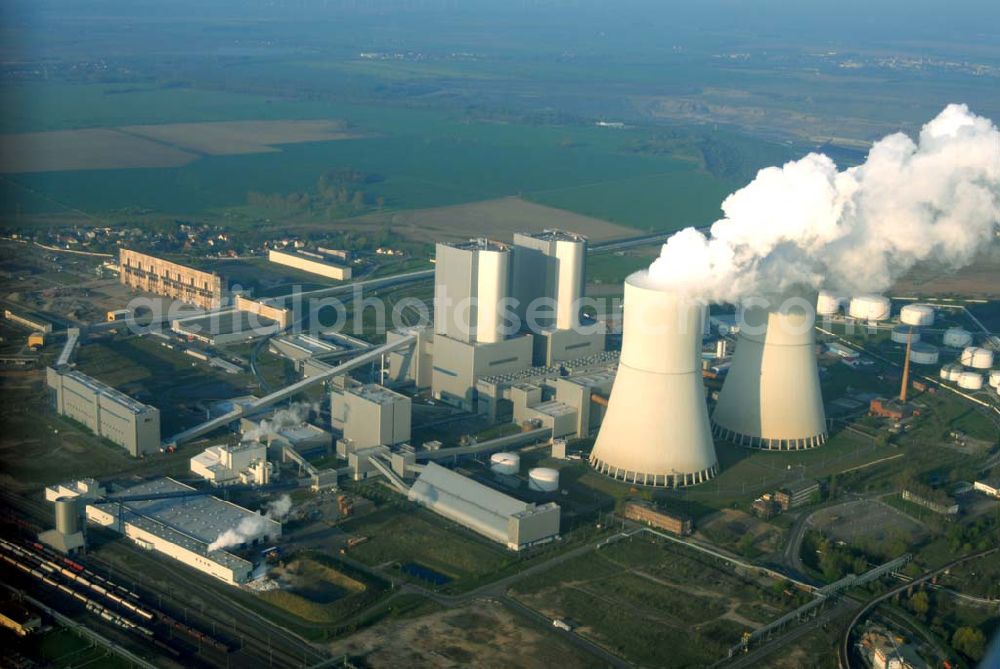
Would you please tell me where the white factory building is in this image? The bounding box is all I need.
[190,441,273,486]
[85,478,280,585]
[408,463,561,551]
[46,367,161,457]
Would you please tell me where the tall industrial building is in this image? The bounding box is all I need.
[46,367,161,457]
[712,297,827,450]
[430,240,533,410]
[332,380,412,450]
[119,249,225,309]
[589,273,719,487]
[511,230,605,365]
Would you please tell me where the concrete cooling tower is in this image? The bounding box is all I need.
[712,297,827,450]
[590,273,719,487]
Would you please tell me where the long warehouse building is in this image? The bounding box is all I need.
[86,478,280,585]
[46,367,160,457]
[408,463,560,551]
[268,248,352,280]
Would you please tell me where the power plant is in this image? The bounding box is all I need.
[712,295,827,450]
[589,272,719,487]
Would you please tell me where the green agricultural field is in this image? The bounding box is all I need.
[0,81,786,235]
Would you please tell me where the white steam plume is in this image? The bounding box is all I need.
[241,402,315,444]
[647,104,1000,302]
[207,495,293,552]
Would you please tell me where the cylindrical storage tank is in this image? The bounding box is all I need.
[891,325,921,344]
[989,370,1000,389]
[957,371,984,390]
[475,244,510,344]
[848,295,891,321]
[528,467,560,492]
[816,290,842,316]
[960,347,994,370]
[909,342,939,365]
[943,328,973,348]
[946,365,963,382]
[713,291,827,451]
[899,304,935,326]
[490,452,520,476]
[590,272,719,487]
[55,497,80,535]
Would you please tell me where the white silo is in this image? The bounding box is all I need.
[909,342,939,365]
[816,290,842,316]
[848,295,891,321]
[988,370,1000,389]
[712,295,826,450]
[943,328,973,348]
[589,272,719,487]
[900,304,935,326]
[960,347,994,370]
[957,371,984,390]
[490,452,520,475]
[528,467,560,492]
[940,364,963,382]
[891,325,921,344]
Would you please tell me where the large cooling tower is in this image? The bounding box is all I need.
[712,297,826,450]
[590,273,718,487]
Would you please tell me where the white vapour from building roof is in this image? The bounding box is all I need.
[646,104,1000,302]
[207,494,292,552]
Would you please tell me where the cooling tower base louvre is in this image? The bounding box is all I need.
[712,424,826,451]
[589,457,718,488]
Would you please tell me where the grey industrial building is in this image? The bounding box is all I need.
[388,232,604,413]
[46,367,161,457]
[332,379,411,453]
[408,463,561,551]
[85,478,280,585]
[511,230,605,365]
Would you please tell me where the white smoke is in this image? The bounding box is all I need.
[207,494,293,552]
[241,402,315,444]
[647,104,1000,302]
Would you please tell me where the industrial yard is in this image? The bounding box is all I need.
[1,6,999,666]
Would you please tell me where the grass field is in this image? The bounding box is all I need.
[0,120,362,173]
[339,508,514,582]
[510,536,802,667]
[0,82,782,235]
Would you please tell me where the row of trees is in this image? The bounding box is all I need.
[247,168,386,217]
[907,590,989,663]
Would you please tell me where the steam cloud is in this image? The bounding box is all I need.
[241,402,315,444]
[647,104,1000,302]
[207,494,293,552]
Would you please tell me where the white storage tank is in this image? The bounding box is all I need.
[490,452,520,476]
[960,347,994,370]
[816,291,842,316]
[899,304,935,326]
[940,365,961,381]
[957,371,984,390]
[890,325,921,344]
[909,342,939,365]
[943,328,973,348]
[848,295,891,321]
[528,467,560,492]
[988,370,1000,389]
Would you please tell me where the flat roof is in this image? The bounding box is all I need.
[441,238,509,252]
[517,229,587,242]
[62,369,153,415]
[100,477,279,547]
[531,400,576,418]
[348,383,407,405]
[175,311,277,336]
